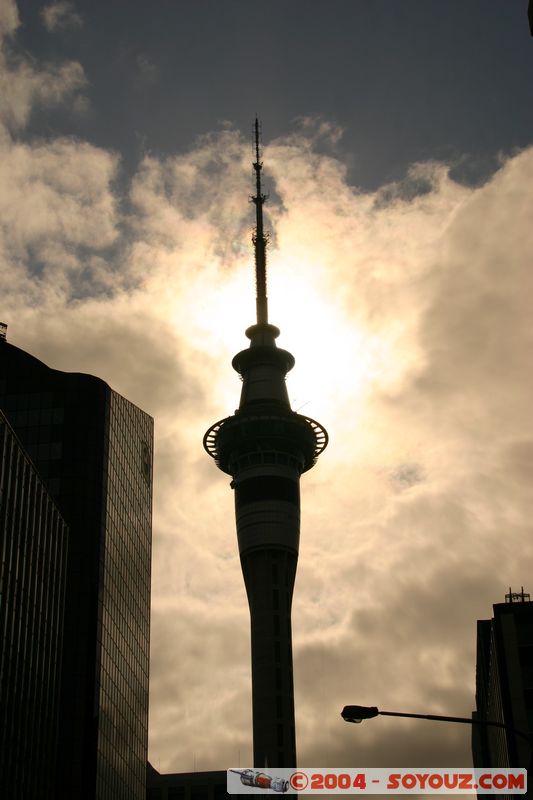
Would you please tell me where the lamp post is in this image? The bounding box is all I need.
[341,705,531,797]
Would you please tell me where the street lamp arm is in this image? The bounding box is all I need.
[378,710,533,747]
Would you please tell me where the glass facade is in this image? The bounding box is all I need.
[0,341,153,800]
[96,391,153,798]
[0,410,68,799]
[474,619,509,770]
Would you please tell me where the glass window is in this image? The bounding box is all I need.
[40,408,52,425]
[50,443,62,460]
[38,443,51,459]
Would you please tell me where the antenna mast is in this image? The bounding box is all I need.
[252,117,268,325]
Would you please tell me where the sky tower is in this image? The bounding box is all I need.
[204,120,328,768]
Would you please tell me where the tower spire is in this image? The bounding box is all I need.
[252,117,268,325]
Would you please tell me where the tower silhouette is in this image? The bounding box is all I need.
[204,120,328,768]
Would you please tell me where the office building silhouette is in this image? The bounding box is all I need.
[146,764,227,800]
[0,335,153,799]
[472,588,533,770]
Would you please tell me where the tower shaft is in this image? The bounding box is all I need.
[241,548,297,767]
[233,414,302,766]
[205,324,326,768]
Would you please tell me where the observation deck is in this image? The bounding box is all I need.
[203,410,328,477]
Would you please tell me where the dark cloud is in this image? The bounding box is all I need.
[41,2,83,33]
[0,1,86,130]
[389,463,425,491]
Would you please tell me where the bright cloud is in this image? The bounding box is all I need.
[1,4,532,779]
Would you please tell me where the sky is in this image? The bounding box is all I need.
[1,0,533,792]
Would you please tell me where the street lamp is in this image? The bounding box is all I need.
[341,704,531,797]
[342,704,532,744]
[341,706,379,723]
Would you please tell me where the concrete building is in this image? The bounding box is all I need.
[146,764,227,800]
[0,333,153,800]
[472,588,533,771]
